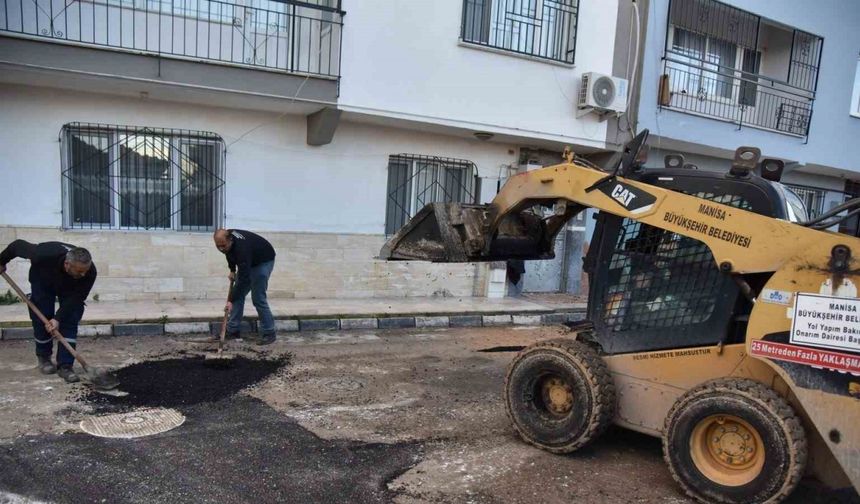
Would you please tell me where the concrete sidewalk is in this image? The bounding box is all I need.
[0,295,587,339]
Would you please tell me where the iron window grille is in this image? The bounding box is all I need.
[784,184,826,218]
[0,0,343,79]
[461,0,579,64]
[60,122,225,231]
[661,0,822,138]
[385,154,479,236]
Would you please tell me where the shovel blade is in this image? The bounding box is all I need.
[86,368,120,390]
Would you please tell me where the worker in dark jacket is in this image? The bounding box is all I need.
[0,240,97,383]
[213,229,277,345]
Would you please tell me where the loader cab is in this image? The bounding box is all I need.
[583,166,806,355]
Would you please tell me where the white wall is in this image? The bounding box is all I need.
[0,84,519,232]
[337,0,619,148]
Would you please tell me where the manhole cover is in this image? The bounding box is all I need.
[80,408,185,439]
[324,377,365,391]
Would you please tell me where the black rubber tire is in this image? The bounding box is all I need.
[504,338,616,454]
[663,378,807,504]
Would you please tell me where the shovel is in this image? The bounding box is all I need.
[203,278,236,368]
[1,272,120,390]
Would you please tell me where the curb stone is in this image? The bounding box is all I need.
[1,309,586,338]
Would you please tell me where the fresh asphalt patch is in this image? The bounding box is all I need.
[76,353,292,413]
[0,397,422,503]
[0,352,423,504]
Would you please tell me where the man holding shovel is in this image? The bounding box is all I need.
[0,240,96,383]
[213,229,276,345]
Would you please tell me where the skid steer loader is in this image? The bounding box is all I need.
[380,130,860,504]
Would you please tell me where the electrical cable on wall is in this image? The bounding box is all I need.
[626,0,641,139]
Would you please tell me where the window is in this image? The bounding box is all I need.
[61,123,225,231]
[852,56,860,118]
[662,0,822,137]
[461,0,579,64]
[384,154,479,235]
[104,0,234,23]
[780,186,809,222]
[668,27,737,100]
[784,184,825,218]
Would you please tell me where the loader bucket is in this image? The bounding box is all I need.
[380,203,559,262]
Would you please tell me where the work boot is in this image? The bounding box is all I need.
[257,332,276,346]
[37,356,56,375]
[57,365,80,384]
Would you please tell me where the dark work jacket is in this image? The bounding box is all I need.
[0,240,97,323]
[224,230,276,294]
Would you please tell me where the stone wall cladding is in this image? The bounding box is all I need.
[1,228,488,302]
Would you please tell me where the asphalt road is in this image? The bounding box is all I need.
[0,326,856,504]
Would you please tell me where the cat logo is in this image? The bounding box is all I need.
[598,180,657,214]
[611,184,637,207]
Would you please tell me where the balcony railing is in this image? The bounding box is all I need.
[0,0,343,78]
[660,56,816,137]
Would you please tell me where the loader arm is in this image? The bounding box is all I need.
[382,157,836,274]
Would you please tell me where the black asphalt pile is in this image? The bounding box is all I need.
[77,353,291,412]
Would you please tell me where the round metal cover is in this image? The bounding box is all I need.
[80,408,185,439]
[592,76,616,108]
[324,377,365,391]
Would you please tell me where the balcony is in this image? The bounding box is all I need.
[0,0,343,79]
[659,0,822,138]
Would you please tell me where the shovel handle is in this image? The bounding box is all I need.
[218,278,235,353]
[1,271,90,371]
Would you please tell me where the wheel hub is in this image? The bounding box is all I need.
[707,416,758,468]
[690,414,765,486]
[541,377,573,415]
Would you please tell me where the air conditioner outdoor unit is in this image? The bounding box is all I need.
[577,72,628,118]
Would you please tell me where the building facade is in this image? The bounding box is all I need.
[633,0,860,232]
[0,0,628,301]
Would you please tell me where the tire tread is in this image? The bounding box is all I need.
[504,338,616,453]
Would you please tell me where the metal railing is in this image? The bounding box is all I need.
[60,122,226,231]
[0,0,343,78]
[461,0,578,64]
[661,56,815,137]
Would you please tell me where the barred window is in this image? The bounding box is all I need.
[662,0,822,137]
[461,0,579,64]
[385,154,479,235]
[61,123,225,231]
[784,184,825,218]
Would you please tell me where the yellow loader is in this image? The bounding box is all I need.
[381,130,860,504]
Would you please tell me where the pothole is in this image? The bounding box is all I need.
[80,408,185,439]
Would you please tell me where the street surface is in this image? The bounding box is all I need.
[0,326,853,503]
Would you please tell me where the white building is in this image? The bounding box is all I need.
[0,0,631,301]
